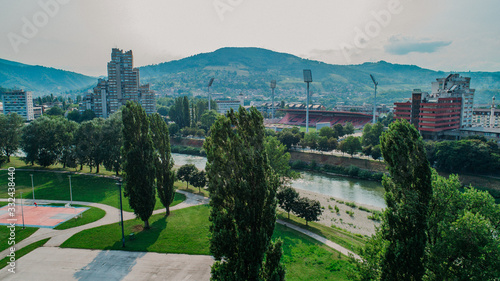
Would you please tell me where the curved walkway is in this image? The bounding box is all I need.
[0,190,208,260]
[1,168,360,261]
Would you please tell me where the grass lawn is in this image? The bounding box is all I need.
[0,238,50,270]
[298,126,317,133]
[175,181,209,197]
[277,211,366,255]
[0,226,38,253]
[274,224,353,281]
[53,205,106,230]
[1,156,116,176]
[0,170,186,212]
[62,205,355,280]
[61,204,211,255]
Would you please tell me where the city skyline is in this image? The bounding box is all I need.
[0,0,499,76]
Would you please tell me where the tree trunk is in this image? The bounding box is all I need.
[89,166,92,172]
[306,220,308,226]
[6,153,10,163]
[166,207,170,217]
[288,212,290,219]
[186,182,188,189]
[144,219,150,229]
[80,164,83,171]
[96,164,100,174]
[115,170,119,176]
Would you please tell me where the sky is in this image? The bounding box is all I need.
[1,0,499,77]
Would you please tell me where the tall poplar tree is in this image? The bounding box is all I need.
[122,101,156,229]
[150,113,176,216]
[379,119,432,281]
[204,107,285,281]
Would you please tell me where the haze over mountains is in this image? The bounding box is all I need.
[1,47,499,105]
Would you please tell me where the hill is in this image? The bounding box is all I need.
[0,58,96,96]
[139,47,500,106]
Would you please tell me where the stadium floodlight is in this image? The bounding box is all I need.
[270,80,276,119]
[303,70,313,132]
[303,69,313,83]
[370,74,378,124]
[207,78,215,111]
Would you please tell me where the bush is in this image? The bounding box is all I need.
[290,160,308,169]
[345,201,357,208]
[334,205,340,213]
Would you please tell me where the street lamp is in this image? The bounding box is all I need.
[68,175,73,206]
[303,70,313,133]
[116,179,125,248]
[207,78,214,111]
[370,74,378,124]
[30,174,35,201]
[270,80,276,119]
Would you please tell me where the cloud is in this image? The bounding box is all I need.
[385,35,451,55]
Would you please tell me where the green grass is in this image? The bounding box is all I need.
[1,156,116,176]
[298,126,317,133]
[0,170,186,212]
[175,181,209,197]
[54,205,106,230]
[277,211,366,255]
[0,238,50,270]
[61,204,211,255]
[274,224,353,281]
[0,226,38,252]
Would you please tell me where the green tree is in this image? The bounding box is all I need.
[75,118,105,173]
[45,106,64,116]
[150,113,176,216]
[319,126,335,139]
[204,107,284,281]
[177,164,197,189]
[80,109,96,122]
[190,170,207,194]
[333,124,344,138]
[301,132,319,150]
[277,129,301,150]
[200,110,218,132]
[371,144,382,160]
[276,186,299,219]
[339,136,362,157]
[0,113,24,162]
[102,111,123,175]
[293,197,322,226]
[122,101,156,229]
[379,119,432,281]
[66,110,81,123]
[344,122,355,135]
[264,136,296,179]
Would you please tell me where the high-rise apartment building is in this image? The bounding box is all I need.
[1,89,34,120]
[83,48,156,118]
[394,74,475,139]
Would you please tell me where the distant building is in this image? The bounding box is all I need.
[472,97,499,128]
[0,102,3,114]
[215,100,243,114]
[1,89,34,120]
[82,48,156,118]
[394,74,475,139]
[33,106,43,119]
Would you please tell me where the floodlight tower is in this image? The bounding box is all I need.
[270,80,276,119]
[207,78,214,111]
[303,70,313,133]
[370,74,378,124]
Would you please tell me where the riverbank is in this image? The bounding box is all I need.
[294,189,382,237]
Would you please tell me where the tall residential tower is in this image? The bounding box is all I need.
[83,48,156,118]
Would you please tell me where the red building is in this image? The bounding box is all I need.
[394,75,474,139]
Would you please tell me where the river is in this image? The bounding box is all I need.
[172,153,386,208]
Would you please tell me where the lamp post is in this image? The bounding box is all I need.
[116,179,125,248]
[370,74,378,124]
[30,174,35,201]
[270,80,276,119]
[68,175,73,206]
[207,78,214,111]
[303,70,313,133]
[20,192,25,229]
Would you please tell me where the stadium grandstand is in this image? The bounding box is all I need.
[277,109,372,128]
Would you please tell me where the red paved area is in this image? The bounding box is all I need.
[0,204,88,228]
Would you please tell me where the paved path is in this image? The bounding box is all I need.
[0,248,213,281]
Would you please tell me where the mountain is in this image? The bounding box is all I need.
[139,47,500,106]
[1,47,499,106]
[0,58,96,96]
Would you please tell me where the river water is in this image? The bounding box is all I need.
[172,153,386,208]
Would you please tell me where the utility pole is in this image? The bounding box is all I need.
[370,74,378,124]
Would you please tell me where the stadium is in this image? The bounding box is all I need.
[277,109,372,128]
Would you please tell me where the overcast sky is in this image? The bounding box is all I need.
[1,0,499,76]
